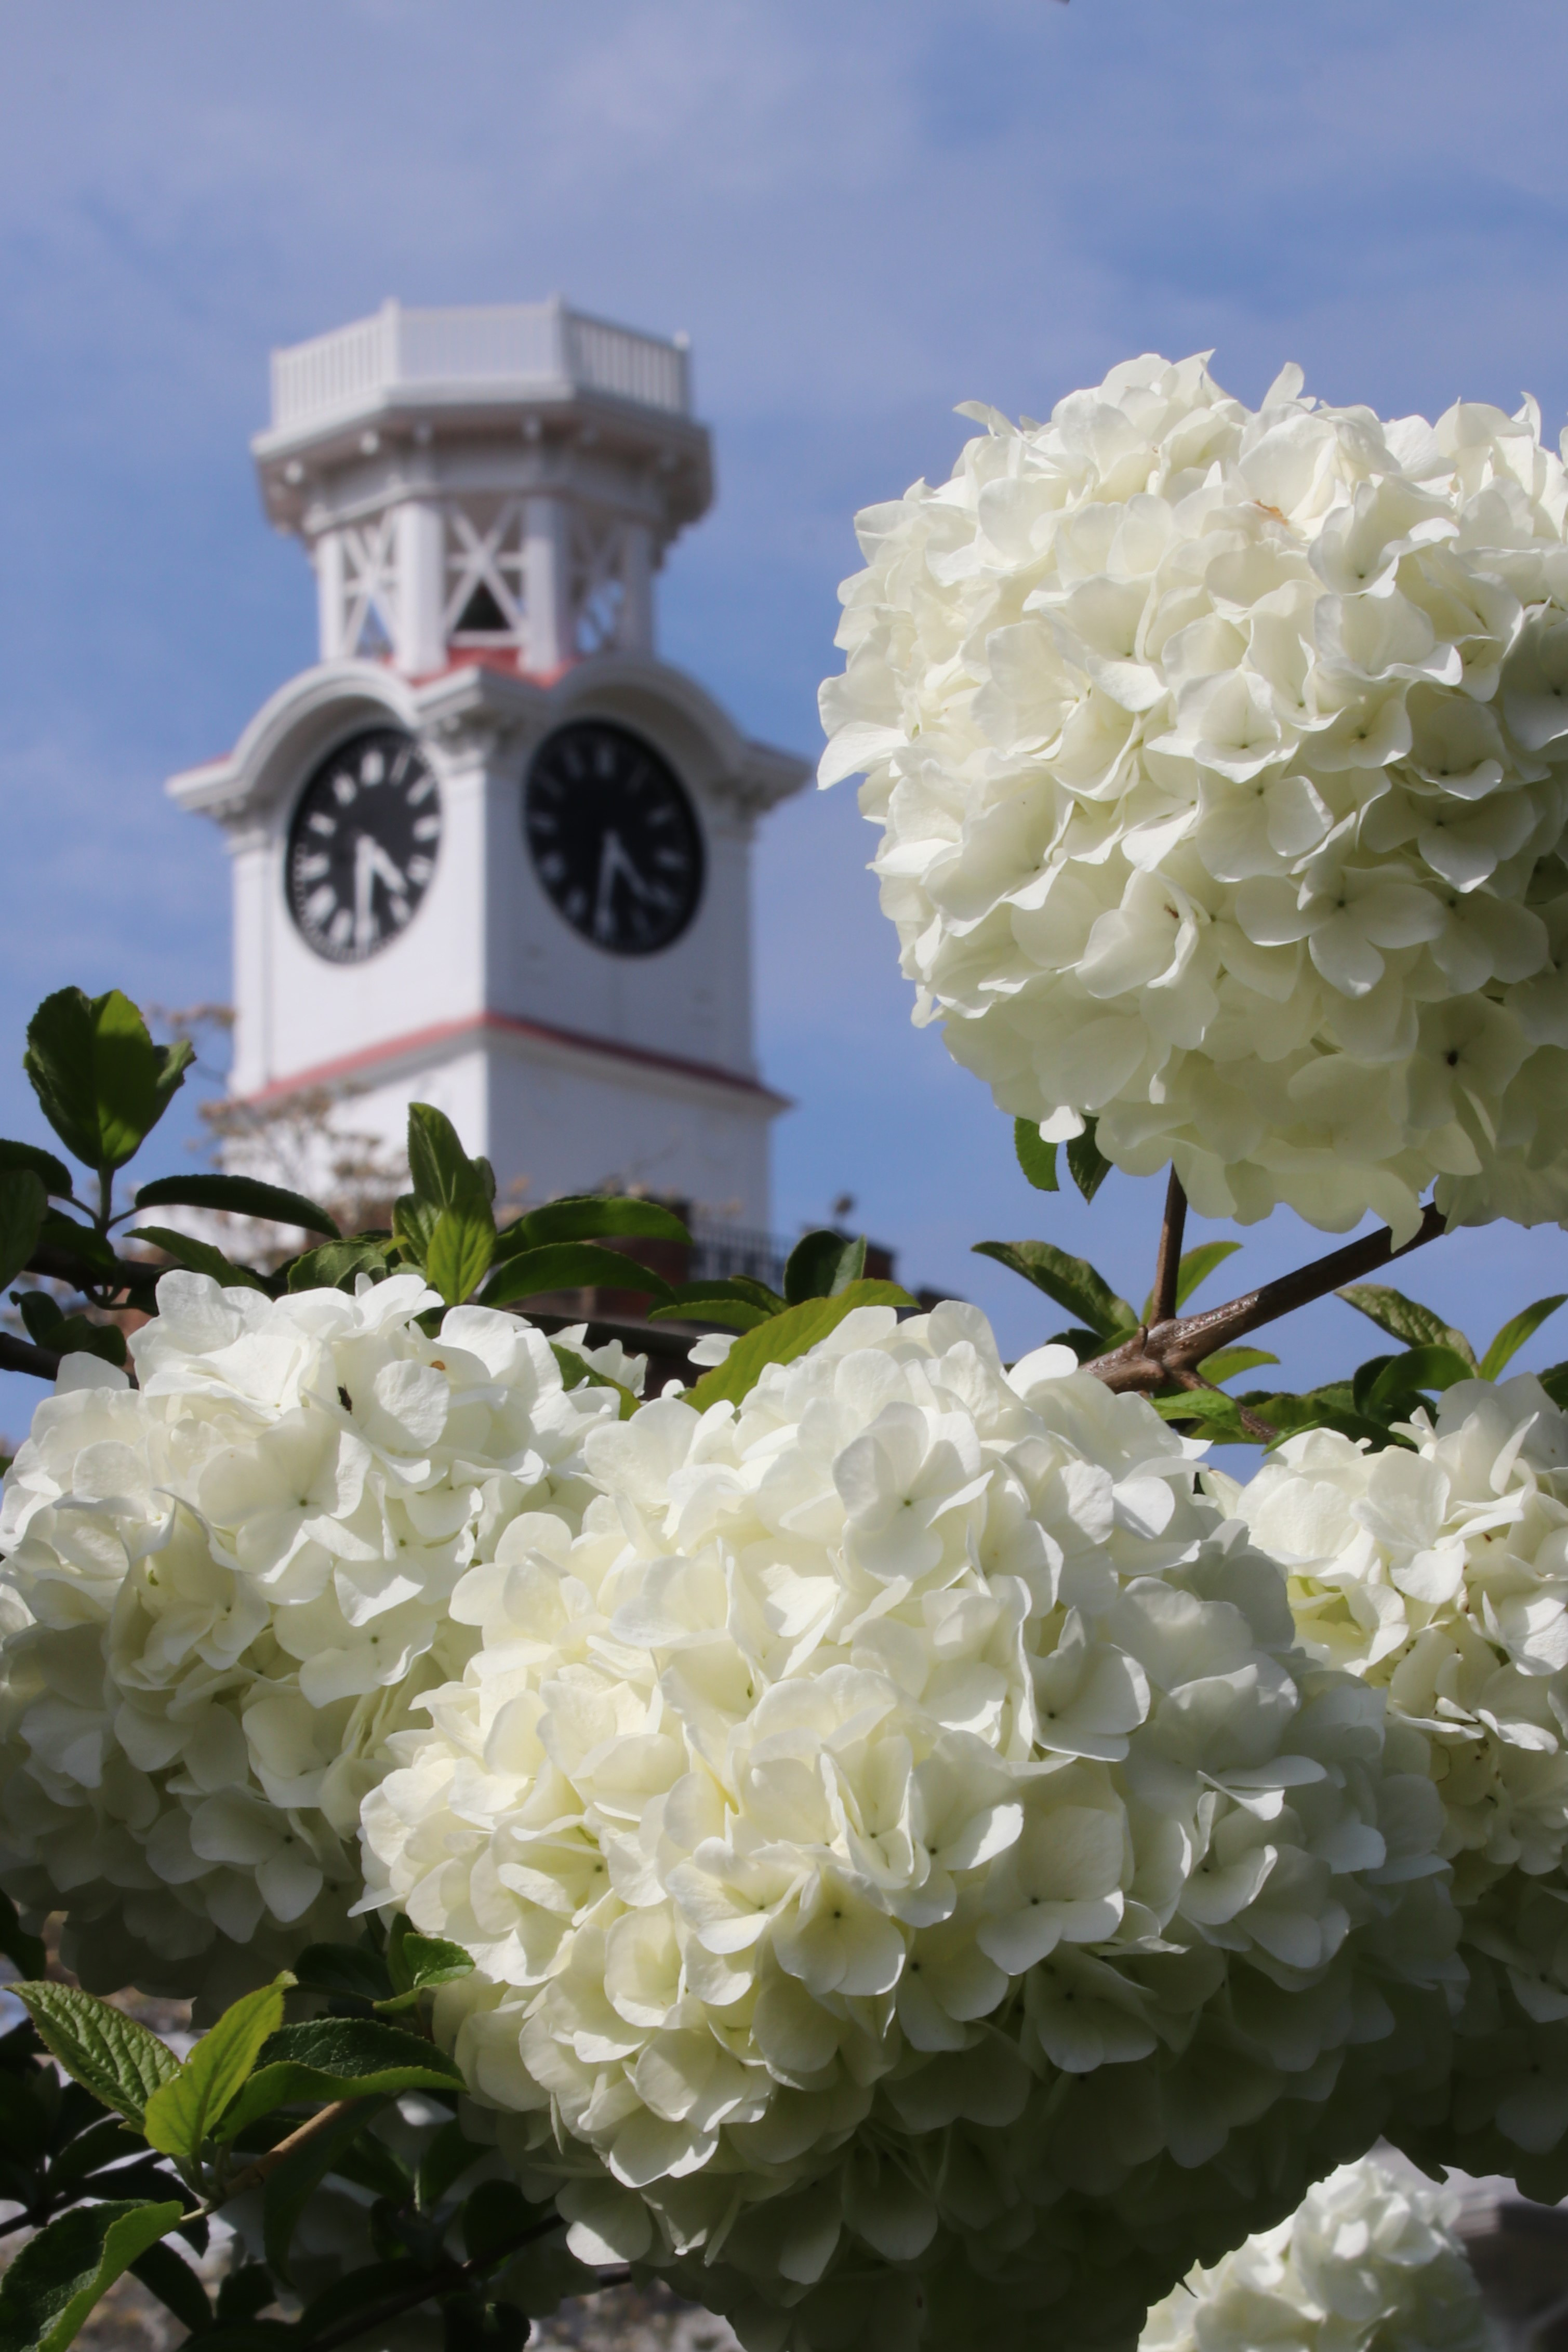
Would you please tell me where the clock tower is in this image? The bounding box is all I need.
[168,299,807,1226]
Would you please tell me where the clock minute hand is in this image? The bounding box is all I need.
[354,833,407,950]
[593,828,657,940]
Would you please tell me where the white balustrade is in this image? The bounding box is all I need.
[270,299,691,432]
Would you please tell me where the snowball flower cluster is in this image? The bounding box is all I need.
[1227,1375,1568,2189]
[1140,2157,1484,2352]
[0,1272,616,2003]
[365,1302,1461,2352]
[820,353,1568,1242]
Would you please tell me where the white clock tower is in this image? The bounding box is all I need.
[168,299,807,1226]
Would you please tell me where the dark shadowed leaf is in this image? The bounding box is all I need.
[0,1141,74,1202]
[264,2098,388,2282]
[482,1244,673,1309]
[127,1229,269,1293]
[784,1231,866,1304]
[129,2240,212,2335]
[287,1240,391,1293]
[0,1173,47,1296]
[495,1195,690,1254]
[24,990,193,1176]
[1013,1120,1059,1193]
[0,2198,182,2352]
[1066,1121,1112,1204]
[0,1890,45,1982]
[134,1175,339,1236]
[292,1943,393,2006]
[548,1346,637,1419]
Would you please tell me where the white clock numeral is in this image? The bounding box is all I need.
[296,853,330,883]
[361,749,386,785]
[407,774,435,806]
[332,774,357,805]
[308,812,336,836]
[413,814,440,842]
[306,884,337,924]
[391,897,411,926]
[328,907,355,948]
[406,855,434,885]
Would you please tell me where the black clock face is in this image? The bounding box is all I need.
[285,728,442,963]
[524,721,704,956]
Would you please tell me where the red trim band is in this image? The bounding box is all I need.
[241,1011,786,1108]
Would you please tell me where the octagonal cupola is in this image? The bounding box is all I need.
[251,298,712,680]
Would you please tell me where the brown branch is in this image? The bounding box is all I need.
[0,1334,61,1382]
[204,2096,366,2211]
[1082,1201,1447,1396]
[1149,1168,1188,1329]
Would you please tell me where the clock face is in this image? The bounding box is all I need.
[524,721,705,955]
[285,727,442,963]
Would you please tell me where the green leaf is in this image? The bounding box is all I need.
[215,2266,277,2326]
[1336,1283,1477,1368]
[972,1240,1135,1343]
[392,1193,441,1269]
[425,1202,497,1308]
[0,1891,45,1983]
[1013,1120,1059,1193]
[287,1239,391,1293]
[1172,1241,1242,1314]
[263,2097,387,2282]
[11,1985,179,2131]
[0,2199,183,2352]
[548,1344,637,1419]
[24,989,194,1178]
[495,1194,690,1253]
[481,1242,674,1309]
[127,1229,269,1293]
[1539,1362,1568,1411]
[1197,1346,1279,1385]
[1480,1294,1568,1382]
[462,2179,533,2265]
[35,1210,121,1281]
[1254,1385,1411,1451]
[1360,1345,1476,1422]
[295,2259,435,2345]
[13,1294,127,1366]
[383,1919,474,2009]
[1066,1120,1112,1205]
[133,1175,340,1237]
[129,2239,212,2335]
[783,1230,867,1304]
[1151,1390,1257,1444]
[417,2118,485,2212]
[216,2019,461,2143]
[685,1280,918,1411]
[42,2115,142,2195]
[142,1974,292,2164]
[407,1102,485,1213]
[0,1170,56,1294]
[0,1141,75,1202]
[647,1295,774,1333]
[291,1942,394,2006]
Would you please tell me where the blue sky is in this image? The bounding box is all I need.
[5,0,1568,1434]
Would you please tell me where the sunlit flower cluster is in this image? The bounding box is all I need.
[1226,1374,1568,2189]
[365,1303,1460,2352]
[0,1273,615,2003]
[1140,2157,1484,2352]
[820,353,1568,1242]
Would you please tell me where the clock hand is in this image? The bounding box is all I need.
[593,829,663,939]
[353,833,376,952]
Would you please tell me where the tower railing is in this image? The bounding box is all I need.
[270,300,692,433]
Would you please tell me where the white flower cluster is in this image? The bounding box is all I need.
[820,354,1568,1242]
[1227,1374,1568,2188]
[1140,2157,1484,2352]
[0,1273,615,2003]
[364,1304,1459,2352]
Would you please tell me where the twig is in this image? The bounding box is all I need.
[199,2097,367,2213]
[1168,1365,1277,1441]
[1082,1201,1447,1396]
[1149,1168,1188,1330]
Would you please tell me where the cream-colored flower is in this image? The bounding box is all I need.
[820,356,1568,1242]
[0,1273,615,2003]
[1140,2157,1484,2352]
[366,1303,1458,2352]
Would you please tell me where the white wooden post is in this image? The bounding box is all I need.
[395,501,445,674]
[315,529,346,660]
[523,495,574,674]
